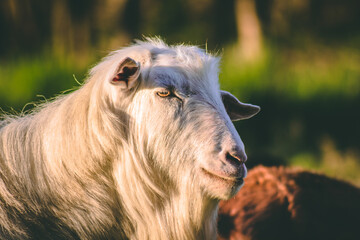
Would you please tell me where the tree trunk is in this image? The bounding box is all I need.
[235,0,263,61]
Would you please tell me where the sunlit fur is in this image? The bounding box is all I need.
[0,39,249,239]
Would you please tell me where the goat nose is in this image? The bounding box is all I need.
[225,150,247,167]
[220,131,247,166]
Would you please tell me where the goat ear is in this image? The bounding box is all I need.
[221,90,260,121]
[111,57,140,89]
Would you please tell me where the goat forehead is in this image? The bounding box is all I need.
[149,67,189,89]
[148,66,220,98]
[148,51,220,92]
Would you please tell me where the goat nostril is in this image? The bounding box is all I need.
[225,152,246,166]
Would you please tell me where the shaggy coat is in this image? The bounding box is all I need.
[0,39,259,240]
[218,166,360,240]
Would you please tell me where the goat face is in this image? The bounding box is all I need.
[106,43,260,200]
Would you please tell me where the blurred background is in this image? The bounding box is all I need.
[0,0,359,185]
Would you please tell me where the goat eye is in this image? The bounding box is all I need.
[156,90,171,97]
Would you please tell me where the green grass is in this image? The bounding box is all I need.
[0,53,90,111]
[290,138,360,186]
[219,44,360,100]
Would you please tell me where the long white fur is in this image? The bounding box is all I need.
[0,38,246,240]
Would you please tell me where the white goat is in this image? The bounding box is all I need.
[0,39,259,240]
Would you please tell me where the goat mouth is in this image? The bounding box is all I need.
[201,168,244,185]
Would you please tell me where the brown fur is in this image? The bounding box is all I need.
[218,166,360,240]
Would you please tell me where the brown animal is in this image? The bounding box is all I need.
[218,166,360,240]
